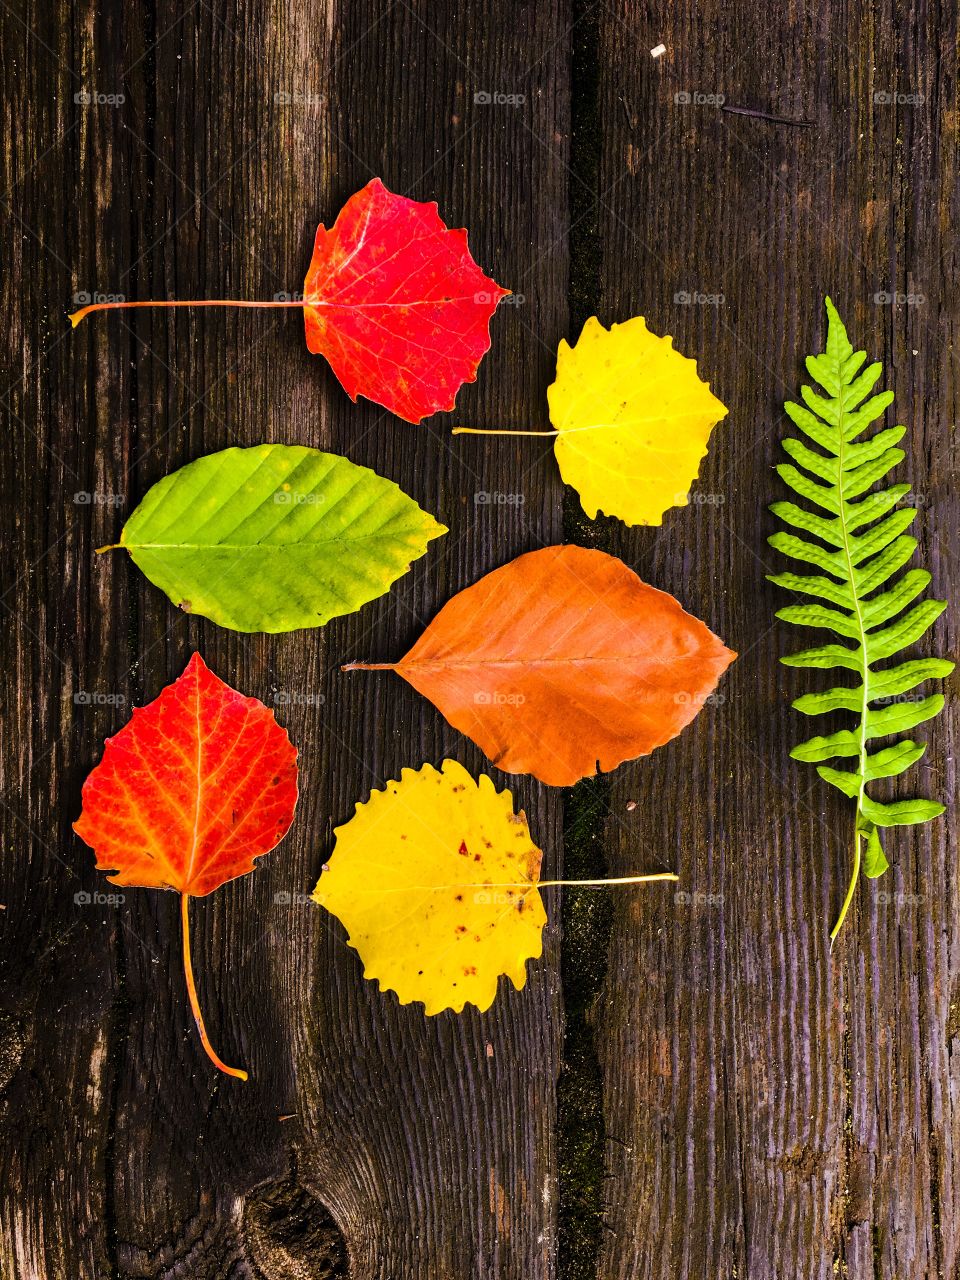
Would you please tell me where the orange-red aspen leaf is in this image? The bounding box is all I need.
[344,546,736,786]
[68,178,508,424]
[73,652,298,1080]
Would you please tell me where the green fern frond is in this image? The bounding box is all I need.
[768,298,953,941]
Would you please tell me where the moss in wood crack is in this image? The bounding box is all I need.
[947,991,960,1042]
[0,1011,25,1095]
[558,776,612,1280]
[558,2,613,1277]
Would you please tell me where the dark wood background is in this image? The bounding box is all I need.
[1,0,958,1276]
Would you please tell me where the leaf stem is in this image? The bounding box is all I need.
[452,427,559,437]
[94,543,123,555]
[830,828,862,946]
[180,893,248,1081]
[829,340,871,945]
[720,104,814,128]
[317,874,679,894]
[69,299,309,327]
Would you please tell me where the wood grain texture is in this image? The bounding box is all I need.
[1,0,958,1278]
[0,0,567,1276]
[590,2,960,1278]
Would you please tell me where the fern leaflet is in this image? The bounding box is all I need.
[768,297,952,942]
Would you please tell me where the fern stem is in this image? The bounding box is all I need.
[830,828,862,946]
[829,357,871,942]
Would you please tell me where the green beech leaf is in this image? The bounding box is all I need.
[107,444,447,632]
[768,299,952,941]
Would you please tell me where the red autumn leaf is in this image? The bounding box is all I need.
[68,178,508,424]
[345,545,736,787]
[74,652,298,1080]
[302,178,509,422]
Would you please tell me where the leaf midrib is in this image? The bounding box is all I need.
[186,663,203,891]
[396,651,700,669]
[310,296,485,309]
[126,532,425,550]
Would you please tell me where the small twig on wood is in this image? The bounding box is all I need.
[721,104,814,128]
[605,1133,632,1150]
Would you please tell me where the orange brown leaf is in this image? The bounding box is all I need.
[345,545,736,786]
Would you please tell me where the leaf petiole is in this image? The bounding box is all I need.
[316,873,680,894]
[452,423,666,437]
[452,427,558,437]
[180,893,248,1081]
[68,299,311,327]
[830,825,863,947]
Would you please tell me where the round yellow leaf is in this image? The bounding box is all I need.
[547,315,728,526]
[312,760,546,1014]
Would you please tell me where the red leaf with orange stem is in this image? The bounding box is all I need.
[68,178,508,424]
[73,652,298,1080]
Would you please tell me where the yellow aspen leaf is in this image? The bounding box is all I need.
[456,317,728,527]
[548,316,728,526]
[312,760,546,1014]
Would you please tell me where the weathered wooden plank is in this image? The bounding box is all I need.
[294,7,568,1276]
[589,2,960,1278]
[0,0,569,1276]
[4,1,958,1277]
